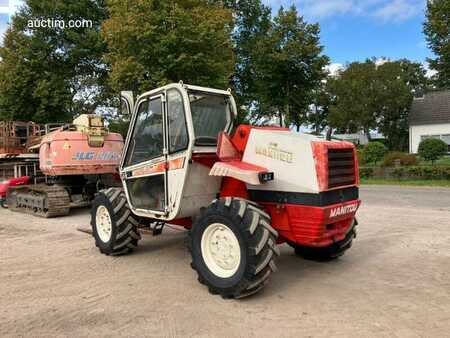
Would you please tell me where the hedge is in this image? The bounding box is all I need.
[359,167,374,179]
[392,166,450,180]
[382,152,418,167]
[360,165,450,180]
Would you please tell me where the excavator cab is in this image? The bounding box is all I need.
[119,83,236,221]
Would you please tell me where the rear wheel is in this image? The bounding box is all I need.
[291,220,357,261]
[91,188,141,256]
[189,198,279,299]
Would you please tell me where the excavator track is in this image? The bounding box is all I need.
[7,184,71,218]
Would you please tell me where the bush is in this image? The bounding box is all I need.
[382,152,418,167]
[359,167,374,178]
[357,149,366,166]
[418,138,448,164]
[363,142,387,164]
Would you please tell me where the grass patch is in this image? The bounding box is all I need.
[361,178,450,187]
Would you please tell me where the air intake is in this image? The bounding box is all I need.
[327,148,356,188]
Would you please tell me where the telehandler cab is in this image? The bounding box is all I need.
[91,83,360,299]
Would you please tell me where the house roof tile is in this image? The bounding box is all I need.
[410,90,450,126]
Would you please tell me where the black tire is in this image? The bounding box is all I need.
[91,188,141,256]
[291,220,357,262]
[0,198,7,209]
[189,197,280,299]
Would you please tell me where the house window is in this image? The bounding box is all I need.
[442,135,450,152]
[420,135,440,141]
[441,135,450,144]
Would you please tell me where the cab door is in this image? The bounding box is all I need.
[164,88,190,217]
[121,94,168,216]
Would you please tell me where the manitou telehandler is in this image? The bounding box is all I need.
[90,83,360,299]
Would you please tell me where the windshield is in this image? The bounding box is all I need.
[188,91,232,146]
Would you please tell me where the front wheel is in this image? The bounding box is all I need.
[189,198,280,299]
[91,188,141,256]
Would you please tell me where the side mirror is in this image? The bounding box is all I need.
[120,91,135,116]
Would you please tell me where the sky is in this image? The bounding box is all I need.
[0,0,20,43]
[0,0,433,69]
[264,0,433,71]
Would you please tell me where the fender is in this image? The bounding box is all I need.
[209,131,274,185]
[209,160,274,185]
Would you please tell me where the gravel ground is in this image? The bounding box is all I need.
[1,185,449,337]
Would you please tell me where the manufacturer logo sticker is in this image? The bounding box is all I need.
[72,151,120,161]
[255,143,293,163]
[329,203,358,218]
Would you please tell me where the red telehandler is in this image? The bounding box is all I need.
[90,83,361,299]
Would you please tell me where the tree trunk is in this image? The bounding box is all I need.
[364,127,372,142]
[282,83,289,128]
[315,105,320,135]
[326,127,333,141]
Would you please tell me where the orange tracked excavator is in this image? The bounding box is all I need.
[0,115,124,217]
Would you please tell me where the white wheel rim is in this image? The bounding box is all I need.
[201,223,241,278]
[96,206,112,243]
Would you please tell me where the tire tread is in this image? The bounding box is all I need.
[91,188,140,256]
[189,197,279,299]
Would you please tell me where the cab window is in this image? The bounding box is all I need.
[188,91,231,146]
[124,97,164,166]
[167,89,189,153]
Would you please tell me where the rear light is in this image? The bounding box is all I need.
[327,148,356,188]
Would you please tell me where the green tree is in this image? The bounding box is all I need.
[418,138,448,164]
[108,118,130,139]
[0,0,108,123]
[308,80,332,135]
[363,142,387,164]
[376,60,428,150]
[226,0,272,122]
[328,61,379,137]
[328,59,428,151]
[424,0,450,88]
[252,6,329,128]
[103,0,234,95]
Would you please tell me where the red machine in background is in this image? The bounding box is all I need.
[1,115,124,217]
[0,176,30,208]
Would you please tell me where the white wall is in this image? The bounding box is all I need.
[410,123,450,153]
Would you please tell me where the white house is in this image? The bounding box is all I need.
[409,90,450,154]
